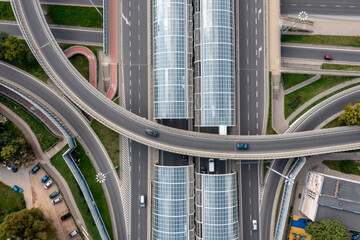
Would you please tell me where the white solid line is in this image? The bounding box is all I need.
[283,44,360,52]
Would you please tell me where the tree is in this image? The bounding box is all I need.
[0,208,55,240]
[339,102,360,126]
[1,35,25,63]
[0,144,18,161]
[305,219,350,240]
[0,31,9,59]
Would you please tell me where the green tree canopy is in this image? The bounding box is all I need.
[0,208,55,240]
[339,102,360,126]
[0,144,17,161]
[1,35,25,64]
[305,219,350,240]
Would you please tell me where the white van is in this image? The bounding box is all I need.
[209,159,215,173]
[140,194,146,207]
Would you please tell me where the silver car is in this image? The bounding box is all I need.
[51,197,62,205]
[44,180,53,189]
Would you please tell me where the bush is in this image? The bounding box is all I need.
[340,160,356,174]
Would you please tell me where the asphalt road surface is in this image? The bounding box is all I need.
[13,0,360,160]
[0,61,126,240]
[281,0,360,15]
[0,21,102,46]
[282,45,360,63]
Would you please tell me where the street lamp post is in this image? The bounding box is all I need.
[96,165,119,183]
[266,166,294,185]
[281,11,308,34]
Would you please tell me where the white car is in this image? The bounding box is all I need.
[252,220,258,231]
[44,180,53,189]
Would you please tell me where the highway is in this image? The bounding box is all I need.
[281,0,360,15]
[0,61,126,240]
[282,45,360,63]
[11,0,360,160]
[121,0,149,238]
[0,21,102,46]
[1,0,103,6]
[237,0,266,237]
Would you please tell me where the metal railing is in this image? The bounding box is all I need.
[103,0,107,55]
[274,156,306,240]
[0,80,111,240]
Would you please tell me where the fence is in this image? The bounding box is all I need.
[274,156,306,240]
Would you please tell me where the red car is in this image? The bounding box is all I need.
[324,55,333,60]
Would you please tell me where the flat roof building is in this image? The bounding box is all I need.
[195,172,239,239]
[300,171,360,232]
[194,0,235,126]
[152,165,195,239]
[153,0,194,119]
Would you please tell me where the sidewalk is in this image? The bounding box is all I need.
[0,103,88,233]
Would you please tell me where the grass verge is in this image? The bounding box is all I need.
[0,94,60,151]
[281,35,360,47]
[90,120,119,173]
[0,181,26,224]
[46,5,103,28]
[282,73,315,90]
[263,160,271,179]
[322,64,360,71]
[289,83,360,124]
[0,2,15,21]
[68,55,90,80]
[267,72,277,134]
[323,117,343,128]
[323,160,360,176]
[285,75,356,118]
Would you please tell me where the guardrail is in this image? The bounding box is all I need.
[274,156,306,240]
[0,81,111,240]
[103,0,107,55]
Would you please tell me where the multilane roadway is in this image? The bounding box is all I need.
[281,0,360,15]
[10,0,360,160]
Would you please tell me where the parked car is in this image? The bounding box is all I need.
[11,165,18,173]
[181,155,188,162]
[200,165,206,174]
[2,161,7,167]
[41,175,49,183]
[252,220,258,231]
[68,229,79,238]
[44,180,53,189]
[208,159,215,173]
[140,194,146,207]
[237,143,250,150]
[51,197,62,205]
[7,162,13,171]
[145,129,159,137]
[49,190,60,199]
[31,165,40,174]
[60,212,71,221]
[12,185,23,194]
[324,55,333,60]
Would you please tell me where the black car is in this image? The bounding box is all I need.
[181,155,188,162]
[60,212,71,221]
[200,165,206,174]
[49,190,60,199]
[31,165,40,174]
[145,129,159,137]
[11,165,18,173]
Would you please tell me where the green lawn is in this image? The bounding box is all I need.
[282,73,315,90]
[323,160,360,175]
[69,55,90,80]
[267,73,277,134]
[0,181,26,224]
[323,118,343,128]
[0,94,60,151]
[90,120,119,171]
[263,160,271,179]
[47,5,103,28]
[0,2,15,21]
[322,64,360,72]
[282,35,360,47]
[284,75,356,118]
[289,83,360,124]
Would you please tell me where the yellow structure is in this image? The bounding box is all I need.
[288,215,312,240]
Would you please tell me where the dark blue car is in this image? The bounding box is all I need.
[31,165,40,174]
[41,175,49,183]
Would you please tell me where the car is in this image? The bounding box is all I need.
[208,159,215,173]
[200,165,206,174]
[41,175,49,183]
[12,185,23,194]
[31,165,40,174]
[7,162,13,171]
[252,220,258,231]
[181,155,188,162]
[51,197,62,205]
[237,143,249,150]
[68,229,79,238]
[140,194,146,207]
[2,161,7,167]
[44,180,53,189]
[60,212,71,221]
[49,190,60,199]
[145,129,159,137]
[324,55,333,60]
[11,165,18,173]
